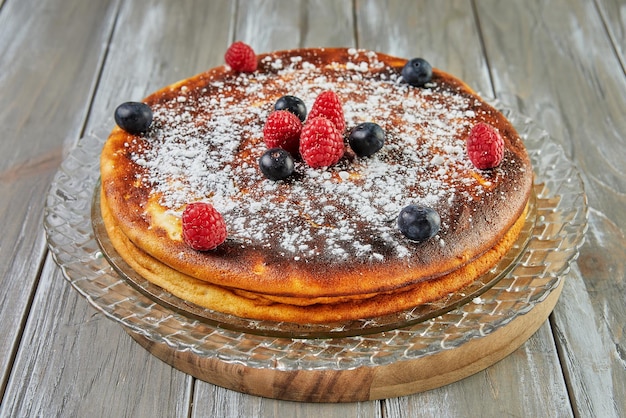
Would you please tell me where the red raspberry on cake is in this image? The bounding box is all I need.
[263,110,302,154]
[182,202,227,251]
[467,122,504,169]
[299,117,345,168]
[307,91,346,133]
[224,41,257,73]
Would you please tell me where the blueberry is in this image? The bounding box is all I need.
[401,58,433,87]
[348,122,385,157]
[114,102,153,134]
[274,95,307,122]
[397,205,441,242]
[259,148,295,181]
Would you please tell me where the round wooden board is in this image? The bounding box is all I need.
[125,279,564,403]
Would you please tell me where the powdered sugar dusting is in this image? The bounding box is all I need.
[128,49,509,262]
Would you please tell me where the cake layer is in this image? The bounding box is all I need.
[99,48,533,304]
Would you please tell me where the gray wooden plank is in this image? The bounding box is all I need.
[554,215,626,418]
[596,0,626,70]
[383,324,572,418]
[0,0,120,400]
[193,385,382,418]
[356,0,493,96]
[358,0,572,415]
[234,0,355,52]
[2,0,236,416]
[1,261,193,417]
[87,0,237,128]
[476,0,626,416]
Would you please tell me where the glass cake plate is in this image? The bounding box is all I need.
[44,100,588,368]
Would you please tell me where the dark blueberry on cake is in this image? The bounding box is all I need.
[397,205,441,242]
[114,102,153,134]
[401,58,433,87]
[274,95,307,122]
[348,122,385,157]
[259,148,295,181]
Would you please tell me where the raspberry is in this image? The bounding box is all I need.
[182,202,227,251]
[263,110,302,154]
[299,117,344,168]
[466,122,504,169]
[224,41,257,73]
[307,91,345,132]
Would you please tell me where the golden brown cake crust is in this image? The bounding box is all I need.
[99,48,533,308]
[101,188,529,323]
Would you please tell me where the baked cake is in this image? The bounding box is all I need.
[99,46,533,324]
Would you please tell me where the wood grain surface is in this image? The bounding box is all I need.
[0,0,624,416]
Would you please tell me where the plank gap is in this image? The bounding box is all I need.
[352,0,359,49]
[592,0,626,78]
[187,377,197,418]
[380,397,387,418]
[548,312,579,418]
[470,0,496,98]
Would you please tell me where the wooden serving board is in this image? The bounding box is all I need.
[126,279,564,403]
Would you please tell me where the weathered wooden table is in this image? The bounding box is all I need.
[1,0,624,416]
